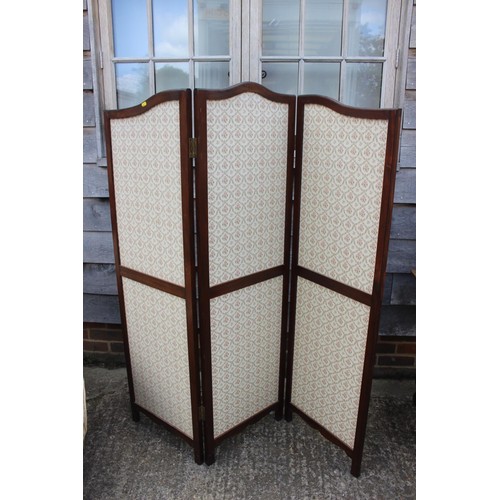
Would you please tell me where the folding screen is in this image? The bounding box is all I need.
[104,90,203,464]
[103,83,401,476]
[194,84,295,464]
[286,96,401,476]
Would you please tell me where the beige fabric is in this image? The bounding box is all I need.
[210,278,283,438]
[110,101,185,286]
[298,104,388,294]
[291,277,371,449]
[205,92,289,439]
[122,278,193,439]
[206,93,289,286]
[294,104,389,448]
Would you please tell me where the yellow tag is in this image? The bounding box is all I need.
[141,101,147,107]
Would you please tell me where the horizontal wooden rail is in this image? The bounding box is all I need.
[210,266,286,299]
[120,266,186,299]
[297,266,372,306]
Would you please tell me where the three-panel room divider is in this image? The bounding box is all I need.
[104,82,401,476]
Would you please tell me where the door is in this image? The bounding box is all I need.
[95,0,403,110]
[247,0,401,108]
[96,0,241,109]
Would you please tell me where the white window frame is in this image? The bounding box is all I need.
[94,0,408,111]
[243,0,405,108]
[95,0,242,110]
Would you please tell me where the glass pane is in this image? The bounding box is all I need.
[194,0,229,56]
[261,62,298,95]
[303,63,340,100]
[115,63,150,108]
[112,0,149,57]
[155,62,189,91]
[304,0,343,57]
[344,63,382,108]
[262,0,300,56]
[195,62,230,89]
[347,0,387,57]
[153,0,189,57]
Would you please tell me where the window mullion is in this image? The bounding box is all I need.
[339,0,350,103]
[147,0,155,95]
[241,0,250,81]
[249,0,261,82]
[188,0,195,89]
[229,0,242,85]
[297,0,306,94]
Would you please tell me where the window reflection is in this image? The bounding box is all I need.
[261,62,298,95]
[153,0,189,58]
[304,0,343,57]
[344,63,382,107]
[115,63,150,109]
[194,0,230,56]
[195,62,230,89]
[262,0,300,57]
[261,0,388,107]
[347,0,387,57]
[155,63,190,91]
[303,63,340,100]
[112,0,149,58]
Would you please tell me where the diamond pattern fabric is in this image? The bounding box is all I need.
[291,277,370,449]
[210,278,283,438]
[110,101,185,286]
[206,92,289,286]
[104,86,398,471]
[123,278,193,439]
[299,104,388,294]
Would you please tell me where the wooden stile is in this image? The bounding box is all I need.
[104,83,401,475]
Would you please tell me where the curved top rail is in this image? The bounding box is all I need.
[104,89,191,120]
[194,81,295,105]
[298,93,400,121]
[103,83,401,121]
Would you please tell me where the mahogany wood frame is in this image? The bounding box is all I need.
[104,89,204,464]
[284,94,402,477]
[103,83,401,476]
[194,82,296,464]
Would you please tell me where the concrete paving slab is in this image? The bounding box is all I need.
[83,367,416,499]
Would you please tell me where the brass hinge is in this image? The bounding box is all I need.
[199,405,205,421]
[189,137,198,159]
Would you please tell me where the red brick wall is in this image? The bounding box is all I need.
[374,336,416,378]
[83,324,415,377]
[83,323,125,365]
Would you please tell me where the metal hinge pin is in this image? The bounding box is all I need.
[189,137,198,159]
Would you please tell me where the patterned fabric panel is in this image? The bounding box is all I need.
[111,101,185,286]
[210,277,283,438]
[122,278,193,439]
[206,93,289,286]
[291,277,371,449]
[298,105,388,295]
